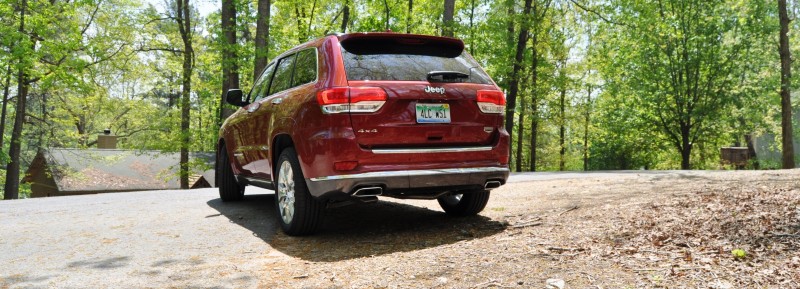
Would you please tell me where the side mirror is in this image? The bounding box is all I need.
[225,89,249,107]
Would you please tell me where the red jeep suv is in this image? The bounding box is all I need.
[218,33,509,235]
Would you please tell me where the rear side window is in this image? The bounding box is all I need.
[268,54,296,95]
[340,39,492,84]
[292,49,317,86]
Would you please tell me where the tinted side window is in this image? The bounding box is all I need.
[292,49,317,86]
[268,54,296,95]
[250,63,275,102]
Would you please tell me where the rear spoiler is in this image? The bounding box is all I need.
[337,33,465,58]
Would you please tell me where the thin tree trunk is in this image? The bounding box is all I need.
[406,0,412,33]
[583,86,592,171]
[559,84,566,171]
[779,0,795,169]
[306,0,317,41]
[505,0,514,48]
[254,0,271,81]
[383,0,390,30]
[469,0,475,54]
[0,63,12,154]
[38,92,46,149]
[342,0,350,32]
[4,0,27,200]
[515,96,525,172]
[530,111,538,171]
[177,0,194,189]
[442,0,455,37]
[529,30,539,172]
[505,0,534,168]
[220,0,238,125]
[294,5,306,42]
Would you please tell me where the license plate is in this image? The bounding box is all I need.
[416,103,451,123]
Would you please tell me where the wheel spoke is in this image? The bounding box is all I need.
[277,160,296,224]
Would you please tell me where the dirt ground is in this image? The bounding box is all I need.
[263,170,800,288]
[1,170,799,288]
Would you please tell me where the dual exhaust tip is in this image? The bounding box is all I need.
[484,181,502,189]
[353,187,383,197]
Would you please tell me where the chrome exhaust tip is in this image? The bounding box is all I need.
[353,187,383,197]
[484,181,502,190]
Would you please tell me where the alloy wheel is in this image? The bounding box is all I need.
[277,161,296,224]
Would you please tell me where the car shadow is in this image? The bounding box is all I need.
[207,192,507,262]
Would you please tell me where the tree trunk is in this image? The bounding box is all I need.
[469,0,475,54]
[4,0,28,200]
[254,0,271,81]
[583,86,592,171]
[383,0,390,31]
[38,92,47,148]
[529,30,539,172]
[505,0,514,47]
[779,0,795,169]
[306,0,317,41]
[442,0,455,37]
[745,133,759,169]
[294,5,305,42]
[0,63,11,153]
[177,0,194,189]
[680,124,691,170]
[405,0,412,33]
[515,96,525,172]
[530,112,538,172]
[342,0,350,32]
[559,85,566,171]
[220,0,238,125]
[505,0,534,168]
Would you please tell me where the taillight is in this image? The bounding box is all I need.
[317,87,387,114]
[476,90,506,114]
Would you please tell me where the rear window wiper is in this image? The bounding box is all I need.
[427,71,469,83]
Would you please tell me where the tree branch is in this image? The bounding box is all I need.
[568,0,628,27]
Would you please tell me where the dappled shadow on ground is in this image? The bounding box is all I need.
[68,256,130,269]
[0,274,54,288]
[207,193,507,262]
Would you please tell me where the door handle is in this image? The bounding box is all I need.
[271,98,283,105]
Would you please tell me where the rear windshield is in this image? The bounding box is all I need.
[341,46,492,84]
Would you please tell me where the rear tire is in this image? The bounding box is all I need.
[218,144,244,201]
[275,147,323,236]
[437,190,490,216]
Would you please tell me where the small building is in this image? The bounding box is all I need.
[23,148,215,198]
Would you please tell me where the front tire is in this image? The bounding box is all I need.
[437,190,491,216]
[275,147,323,236]
[218,143,244,201]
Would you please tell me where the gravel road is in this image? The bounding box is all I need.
[1,170,797,288]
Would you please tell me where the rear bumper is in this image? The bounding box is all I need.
[305,167,509,200]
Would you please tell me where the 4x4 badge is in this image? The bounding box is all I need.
[424,86,446,95]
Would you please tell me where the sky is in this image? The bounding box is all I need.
[144,0,220,17]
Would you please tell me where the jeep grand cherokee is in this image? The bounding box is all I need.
[218,32,510,235]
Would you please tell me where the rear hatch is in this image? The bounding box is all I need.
[338,34,505,149]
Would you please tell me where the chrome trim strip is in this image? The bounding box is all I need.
[371,146,493,154]
[309,167,509,182]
